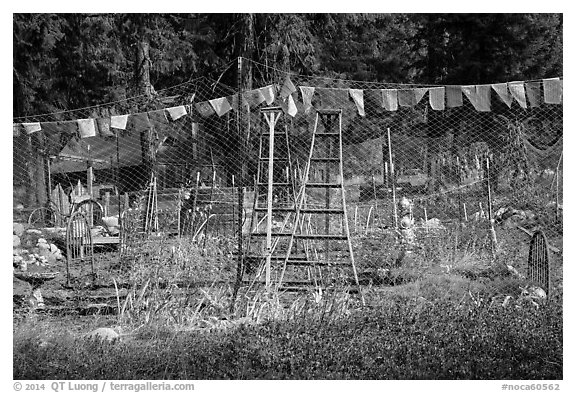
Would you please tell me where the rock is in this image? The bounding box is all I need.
[421,218,445,230]
[102,216,119,227]
[13,235,21,248]
[37,238,50,250]
[26,229,42,236]
[13,223,25,236]
[507,264,524,279]
[523,285,547,299]
[85,328,120,342]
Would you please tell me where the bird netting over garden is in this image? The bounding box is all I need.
[13,58,563,280]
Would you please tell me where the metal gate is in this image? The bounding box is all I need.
[528,230,551,296]
[65,210,96,285]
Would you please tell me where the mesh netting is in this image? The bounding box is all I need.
[13,58,563,291]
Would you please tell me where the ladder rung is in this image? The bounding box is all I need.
[254,207,296,212]
[314,132,340,137]
[294,234,349,240]
[260,106,283,113]
[300,208,344,214]
[310,158,339,162]
[285,260,350,266]
[317,109,342,115]
[250,232,292,237]
[256,182,292,187]
[259,157,289,161]
[243,254,309,261]
[271,255,309,261]
[306,183,342,188]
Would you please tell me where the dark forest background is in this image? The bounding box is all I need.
[13,13,562,118]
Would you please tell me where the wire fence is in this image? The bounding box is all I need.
[13,58,563,293]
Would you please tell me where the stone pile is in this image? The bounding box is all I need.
[13,223,64,271]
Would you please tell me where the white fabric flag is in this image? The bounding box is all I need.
[287,95,298,117]
[22,122,42,134]
[508,81,527,109]
[381,89,398,111]
[462,85,491,112]
[349,89,365,117]
[243,89,266,108]
[209,97,233,117]
[77,119,97,138]
[110,115,129,130]
[414,88,429,105]
[166,105,188,121]
[543,78,562,104]
[299,86,315,114]
[259,85,276,105]
[491,83,513,108]
[428,87,445,111]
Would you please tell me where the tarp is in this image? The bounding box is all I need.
[51,133,143,174]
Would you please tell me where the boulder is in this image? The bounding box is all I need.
[13,235,21,248]
[13,223,25,236]
[102,216,119,227]
[421,218,445,230]
[85,328,120,342]
[37,238,50,250]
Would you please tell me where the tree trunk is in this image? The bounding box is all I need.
[237,13,255,182]
[134,26,156,187]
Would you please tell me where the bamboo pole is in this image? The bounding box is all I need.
[231,175,236,236]
[202,170,217,250]
[456,156,463,223]
[177,189,182,237]
[191,171,200,236]
[486,157,497,256]
[387,128,398,229]
[154,176,158,232]
[365,206,373,235]
[555,151,563,221]
[372,172,379,228]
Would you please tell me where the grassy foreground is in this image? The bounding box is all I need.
[14,282,562,380]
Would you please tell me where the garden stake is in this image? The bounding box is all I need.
[555,151,562,221]
[192,171,200,235]
[231,175,236,236]
[365,205,373,235]
[387,127,398,229]
[177,189,182,236]
[372,172,379,227]
[456,156,463,223]
[154,176,158,232]
[202,170,217,251]
[485,157,498,257]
